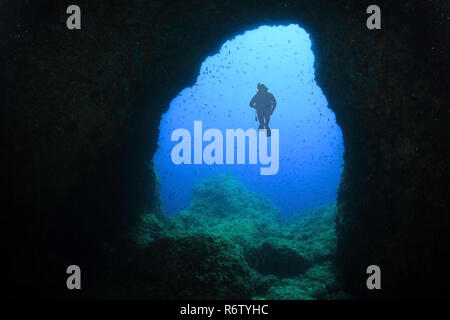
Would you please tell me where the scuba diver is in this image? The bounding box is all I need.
[249,83,277,136]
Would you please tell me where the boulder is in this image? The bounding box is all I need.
[130,234,253,299]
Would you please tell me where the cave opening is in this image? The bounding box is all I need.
[153,24,344,218]
[133,24,347,299]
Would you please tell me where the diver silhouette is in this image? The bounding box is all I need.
[249,83,277,137]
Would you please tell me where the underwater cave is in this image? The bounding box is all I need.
[153,24,344,217]
[5,0,449,301]
[133,24,347,299]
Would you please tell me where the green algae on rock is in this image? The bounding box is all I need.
[133,174,345,299]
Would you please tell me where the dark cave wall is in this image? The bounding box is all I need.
[2,0,449,298]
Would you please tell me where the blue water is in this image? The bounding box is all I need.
[153,24,344,217]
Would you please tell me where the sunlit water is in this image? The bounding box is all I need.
[153,24,344,217]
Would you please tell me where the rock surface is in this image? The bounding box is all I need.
[133,175,342,300]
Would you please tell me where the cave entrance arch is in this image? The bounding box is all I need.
[152,24,344,218]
